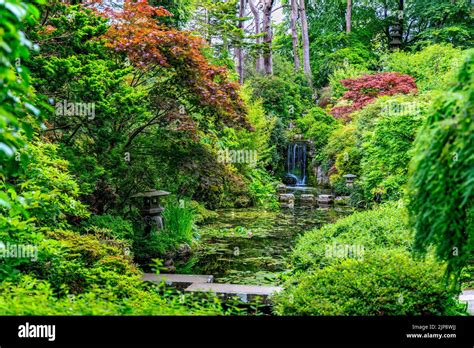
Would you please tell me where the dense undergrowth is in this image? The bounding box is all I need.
[273,52,474,315]
[275,248,466,315]
[273,203,467,315]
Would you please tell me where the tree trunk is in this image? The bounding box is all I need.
[205,8,210,44]
[384,2,390,42]
[399,0,404,40]
[262,0,274,75]
[248,0,264,73]
[290,0,300,70]
[299,0,311,79]
[236,0,246,83]
[346,0,352,34]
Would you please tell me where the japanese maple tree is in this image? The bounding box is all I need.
[331,72,417,121]
[102,0,250,130]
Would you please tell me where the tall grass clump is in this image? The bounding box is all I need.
[162,199,195,245]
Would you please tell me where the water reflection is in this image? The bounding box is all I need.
[187,207,353,285]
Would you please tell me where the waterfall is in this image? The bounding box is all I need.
[286,142,307,186]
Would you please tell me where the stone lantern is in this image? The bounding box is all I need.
[343,174,357,188]
[132,190,170,233]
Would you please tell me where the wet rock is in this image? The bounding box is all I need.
[282,175,297,186]
[300,194,315,206]
[177,243,191,256]
[164,259,176,273]
[316,166,330,186]
[317,194,334,204]
[279,193,295,209]
[277,183,287,193]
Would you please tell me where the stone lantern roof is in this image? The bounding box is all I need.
[132,190,170,234]
[132,190,171,217]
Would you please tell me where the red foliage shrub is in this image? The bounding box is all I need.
[331,72,417,121]
[330,105,354,123]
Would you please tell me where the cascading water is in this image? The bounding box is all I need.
[286,142,307,186]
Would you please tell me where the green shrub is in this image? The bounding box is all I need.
[189,200,218,224]
[133,200,195,261]
[274,249,466,316]
[274,203,467,315]
[162,200,195,244]
[28,229,138,296]
[461,264,474,290]
[246,168,278,209]
[323,123,361,182]
[323,93,430,204]
[408,50,474,279]
[295,107,338,162]
[0,0,40,182]
[355,95,429,201]
[1,140,90,281]
[247,63,313,122]
[18,141,89,228]
[291,203,413,271]
[331,178,352,197]
[81,214,134,241]
[382,44,466,91]
[0,275,238,315]
[236,85,277,167]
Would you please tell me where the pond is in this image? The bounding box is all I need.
[183,206,353,285]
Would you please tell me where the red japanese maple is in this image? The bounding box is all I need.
[331,72,417,121]
[101,0,250,129]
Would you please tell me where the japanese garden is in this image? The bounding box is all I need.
[0,0,473,316]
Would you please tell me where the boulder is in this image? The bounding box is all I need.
[300,194,315,206]
[279,193,295,209]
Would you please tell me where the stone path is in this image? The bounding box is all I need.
[144,273,473,311]
[143,273,281,303]
[185,283,282,303]
[460,290,474,315]
[142,273,213,289]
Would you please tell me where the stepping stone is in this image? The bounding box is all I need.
[185,283,283,303]
[279,193,295,200]
[142,273,213,289]
[279,193,295,209]
[460,290,474,315]
[300,194,315,205]
[318,194,334,203]
[459,289,474,300]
